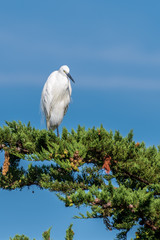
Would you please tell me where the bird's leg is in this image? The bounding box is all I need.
[57,126,59,137]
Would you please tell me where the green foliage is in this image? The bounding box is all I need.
[42,227,52,240]
[10,235,31,240]
[65,224,74,240]
[1,121,160,239]
[9,225,75,240]
[10,226,72,240]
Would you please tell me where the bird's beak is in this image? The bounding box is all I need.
[67,73,75,83]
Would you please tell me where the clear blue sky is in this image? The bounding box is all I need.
[1,1,160,239]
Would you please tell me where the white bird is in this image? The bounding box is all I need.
[41,65,75,137]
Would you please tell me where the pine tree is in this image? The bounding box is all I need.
[1,121,160,239]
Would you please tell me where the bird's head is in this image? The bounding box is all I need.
[59,65,75,83]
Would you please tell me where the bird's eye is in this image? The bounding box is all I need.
[63,70,66,73]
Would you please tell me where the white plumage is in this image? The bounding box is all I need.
[41,65,75,136]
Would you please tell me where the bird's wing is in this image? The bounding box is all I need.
[41,72,58,129]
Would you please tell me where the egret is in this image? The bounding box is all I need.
[41,65,75,137]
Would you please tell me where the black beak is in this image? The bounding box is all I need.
[67,73,75,83]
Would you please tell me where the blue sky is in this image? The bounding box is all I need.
[1,0,160,239]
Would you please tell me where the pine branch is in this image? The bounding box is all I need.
[1,121,160,240]
[121,169,150,185]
